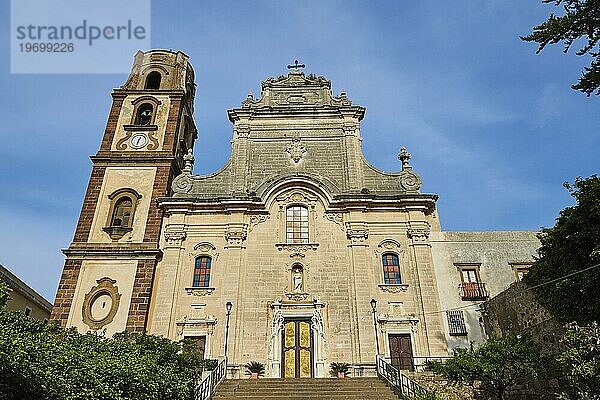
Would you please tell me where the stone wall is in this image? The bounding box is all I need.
[481,282,564,348]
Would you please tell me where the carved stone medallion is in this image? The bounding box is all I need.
[82,277,121,330]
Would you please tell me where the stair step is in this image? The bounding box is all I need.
[212,378,399,400]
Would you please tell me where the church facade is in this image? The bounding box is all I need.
[51,50,539,378]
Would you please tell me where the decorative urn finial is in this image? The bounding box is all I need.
[398,146,412,171]
[183,149,195,173]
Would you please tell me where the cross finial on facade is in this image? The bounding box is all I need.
[398,146,412,170]
[287,60,305,70]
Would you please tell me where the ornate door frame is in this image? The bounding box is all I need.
[269,301,327,378]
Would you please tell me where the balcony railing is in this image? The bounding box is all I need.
[459,282,489,300]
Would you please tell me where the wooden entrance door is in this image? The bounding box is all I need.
[185,336,206,360]
[282,319,313,378]
[389,334,413,371]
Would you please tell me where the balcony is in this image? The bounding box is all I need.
[459,282,489,300]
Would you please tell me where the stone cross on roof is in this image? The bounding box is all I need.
[287,60,305,70]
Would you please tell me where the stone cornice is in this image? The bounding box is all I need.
[62,247,162,259]
[228,105,365,123]
[91,153,178,165]
[157,193,438,213]
[112,89,185,97]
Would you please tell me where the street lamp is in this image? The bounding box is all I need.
[370,299,380,355]
[224,301,233,360]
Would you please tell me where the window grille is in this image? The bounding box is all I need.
[446,310,467,336]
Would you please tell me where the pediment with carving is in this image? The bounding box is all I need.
[240,70,353,109]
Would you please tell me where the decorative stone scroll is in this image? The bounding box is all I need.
[347,229,368,241]
[176,305,217,336]
[345,221,369,247]
[185,287,215,296]
[374,239,404,259]
[378,284,410,293]
[224,223,248,248]
[164,225,187,247]
[407,226,431,242]
[276,190,318,211]
[378,313,419,333]
[189,241,219,261]
[323,212,344,231]
[397,146,423,193]
[284,292,312,302]
[249,214,269,232]
[275,243,319,253]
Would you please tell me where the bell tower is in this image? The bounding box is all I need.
[51,50,197,334]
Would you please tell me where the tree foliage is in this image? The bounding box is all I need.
[427,334,545,400]
[522,0,600,96]
[0,284,203,400]
[557,322,600,400]
[524,175,600,324]
[0,282,10,308]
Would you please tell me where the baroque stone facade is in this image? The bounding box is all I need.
[51,50,540,378]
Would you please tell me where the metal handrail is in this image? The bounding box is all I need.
[377,355,428,399]
[411,356,451,372]
[195,357,227,400]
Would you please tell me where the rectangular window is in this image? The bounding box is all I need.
[24,306,32,317]
[461,268,479,283]
[382,254,401,284]
[446,310,467,336]
[456,264,488,300]
[193,257,212,287]
[511,263,532,282]
[286,206,309,244]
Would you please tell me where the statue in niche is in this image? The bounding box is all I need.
[292,265,304,293]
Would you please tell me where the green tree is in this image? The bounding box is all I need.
[557,322,600,400]
[427,334,545,400]
[0,307,203,400]
[522,0,600,96]
[524,175,600,324]
[0,282,10,308]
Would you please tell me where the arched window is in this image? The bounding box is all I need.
[286,205,309,243]
[144,71,161,89]
[193,256,212,287]
[103,188,141,240]
[135,104,153,125]
[111,197,133,227]
[382,253,401,284]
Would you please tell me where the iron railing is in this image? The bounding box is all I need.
[411,356,452,372]
[459,282,489,300]
[377,355,428,399]
[195,357,227,400]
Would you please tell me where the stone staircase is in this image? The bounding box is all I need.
[212,377,400,399]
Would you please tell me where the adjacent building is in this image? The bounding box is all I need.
[1,264,52,321]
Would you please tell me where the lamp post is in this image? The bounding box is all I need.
[224,301,233,360]
[370,299,380,355]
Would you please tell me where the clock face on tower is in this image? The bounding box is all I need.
[130,133,148,149]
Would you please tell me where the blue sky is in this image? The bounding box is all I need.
[0,1,598,301]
